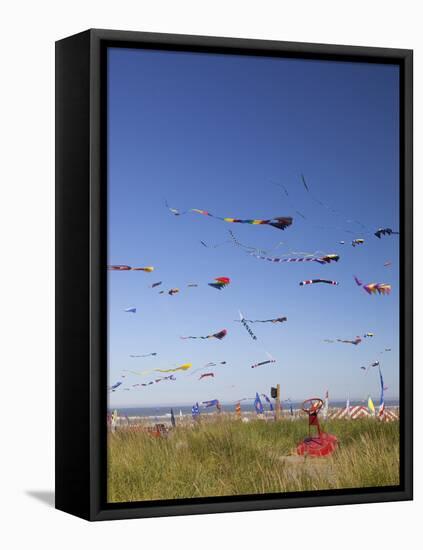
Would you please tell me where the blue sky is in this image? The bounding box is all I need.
[107,47,399,408]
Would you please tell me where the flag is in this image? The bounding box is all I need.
[170,408,176,428]
[323,390,329,419]
[368,395,376,415]
[192,402,200,418]
[261,393,274,411]
[378,366,385,418]
[346,396,350,417]
[202,399,221,411]
[254,392,264,414]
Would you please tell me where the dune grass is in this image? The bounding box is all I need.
[107,417,399,503]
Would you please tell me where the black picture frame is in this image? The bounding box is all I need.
[55,28,413,521]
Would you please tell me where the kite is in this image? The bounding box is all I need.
[354,276,391,295]
[199,372,215,380]
[235,316,287,324]
[363,283,392,295]
[151,281,162,288]
[301,173,310,192]
[109,381,122,391]
[360,366,366,371]
[251,358,276,368]
[202,399,221,411]
[208,277,231,290]
[192,403,201,418]
[155,364,192,374]
[352,239,365,247]
[337,336,362,345]
[108,265,154,272]
[375,228,399,239]
[191,209,293,231]
[167,288,179,296]
[378,366,385,417]
[187,283,199,287]
[299,279,339,286]
[250,252,340,264]
[238,312,257,341]
[384,261,392,267]
[323,339,335,343]
[181,329,227,341]
[124,307,136,313]
[339,241,345,245]
[129,352,157,358]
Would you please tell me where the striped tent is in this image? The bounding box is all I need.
[380,409,399,422]
[329,405,371,420]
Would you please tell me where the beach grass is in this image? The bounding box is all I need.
[107,417,399,502]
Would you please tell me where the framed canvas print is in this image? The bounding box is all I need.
[55,29,413,521]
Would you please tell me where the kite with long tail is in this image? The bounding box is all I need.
[251,358,276,369]
[129,352,157,358]
[251,252,340,264]
[181,329,227,341]
[235,316,287,324]
[191,209,293,231]
[300,279,339,286]
[337,336,362,345]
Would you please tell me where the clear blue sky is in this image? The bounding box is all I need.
[107,47,399,408]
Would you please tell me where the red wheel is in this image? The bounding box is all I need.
[302,398,324,414]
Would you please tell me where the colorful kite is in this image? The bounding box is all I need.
[368,395,376,415]
[299,279,339,286]
[238,312,257,341]
[108,265,154,272]
[363,283,392,295]
[199,372,215,380]
[235,316,287,324]
[375,228,399,239]
[181,329,227,341]
[191,209,293,231]
[208,277,231,290]
[251,252,340,264]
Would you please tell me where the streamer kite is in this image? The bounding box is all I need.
[208,277,231,290]
[251,358,276,369]
[251,253,340,264]
[375,228,399,239]
[191,209,293,231]
[181,329,227,341]
[108,265,154,272]
[299,279,339,286]
[155,363,193,373]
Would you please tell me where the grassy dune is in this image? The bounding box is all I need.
[107,417,399,503]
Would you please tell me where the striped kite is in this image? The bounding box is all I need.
[299,279,339,286]
[181,329,227,341]
[191,209,293,231]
